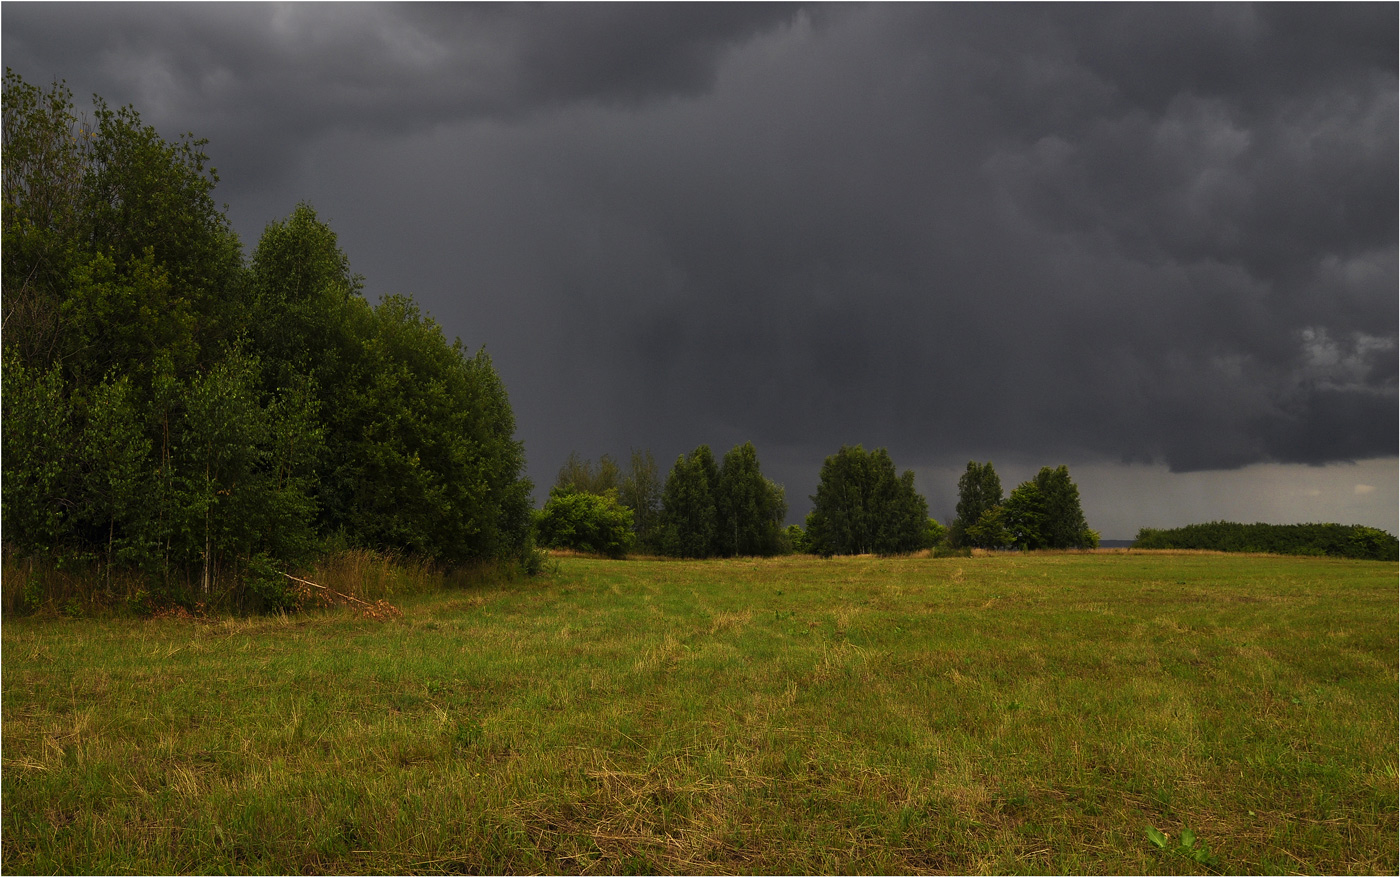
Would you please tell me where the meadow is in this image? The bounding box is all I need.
[2,551,1396,874]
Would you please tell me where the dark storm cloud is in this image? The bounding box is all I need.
[1,3,799,192]
[491,3,1397,474]
[4,3,1395,497]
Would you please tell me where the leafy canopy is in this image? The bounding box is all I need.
[805,445,930,556]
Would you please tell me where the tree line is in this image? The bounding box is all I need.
[1133,522,1398,561]
[2,72,536,611]
[535,448,1099,558]
[537,443,788,558]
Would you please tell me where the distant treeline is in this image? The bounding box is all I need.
[1133,522,1398,561]
[540,452,1100,559]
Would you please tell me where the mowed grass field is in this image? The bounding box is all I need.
[2,552,1396,874]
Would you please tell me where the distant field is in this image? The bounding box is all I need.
[3,553,1396,874]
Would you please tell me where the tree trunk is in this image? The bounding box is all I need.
[202,465,211,596]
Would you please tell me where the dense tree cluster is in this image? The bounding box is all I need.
[1134,522,1398,561]
[2,72,534,610]
[544,443,787,558]
[659,442,788,558]
[804,446,932,556]
[950,462,1098,550]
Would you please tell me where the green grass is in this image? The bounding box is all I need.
[3,552,1396,874]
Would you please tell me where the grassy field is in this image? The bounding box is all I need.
[2,552,1396,874]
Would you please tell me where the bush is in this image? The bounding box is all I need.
[784,524,808,554]
[244,552,297,614]
[535,489,635,559]
[925,518,948,550]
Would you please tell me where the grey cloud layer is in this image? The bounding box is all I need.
[5,3,1394,487]
[3,3,799,191]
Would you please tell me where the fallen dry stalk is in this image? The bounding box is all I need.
[282,572,402,620]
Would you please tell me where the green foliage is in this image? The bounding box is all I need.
[178,352,322,593]
[951,461,1003,548]
[246,202,361,393]
[243,553,297,614]
[1,71,537,609]
[660,446,720,558]
[0,352,76,558]
[656,443,789,559]
[924,517,947,550]
[1001,482,1048,550]
[805,446,929,556]
[964,506,1009,551]
[1134,521,1398,561]
[618,449,664,553]
[316,295,532,567]
[955,463,1096,551]
[1032,465,1097,549]
[555,452,621,496]
[715,442,788,557]
[1147,825,1221,868]
[536,489,635,559]
[1,70,241,385]
[785,524,809,554]
[2,72,98,372]
[80,95,245,350]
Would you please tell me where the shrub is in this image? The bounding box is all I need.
[784,524,808,554]
[535,489,635,559]
[244,552,297,614]
[925,518,947,550]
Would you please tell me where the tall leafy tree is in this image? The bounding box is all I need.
[3,72,91,372]
[80,94,245,360]
[246,207,534,568]
[877,468,932,555]
[951,461,1004,548]
[660,446,720,558]
[715,442,788,557]
[806,446,874,556]
[247,202,360,393]
[320,295,532,566]
[180,353,273,594]
[0,352,78,559]
[999,480,1048,551]
[1031,465,1097,549]
[963,506,1008,551]
[806,445,929,556]
[76,372,152,586]
[618,449,664,552]
[983,466,1097,551]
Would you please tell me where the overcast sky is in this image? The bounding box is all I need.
[5,3,1396,538]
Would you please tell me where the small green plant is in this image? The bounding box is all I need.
[1148,825,1220,868]
[125,587,152,616]
[450,718,485,751]
[245,553,297,613]
[21,575,45,614]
